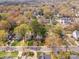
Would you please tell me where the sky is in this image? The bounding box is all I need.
[0,0,33,2]
[0,0,74,4]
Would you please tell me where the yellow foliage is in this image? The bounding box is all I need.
[41,5,54,17]
[45,33,63,47]
[0,20,10,30]
[0,30,8,40]
[57,4,75,16]
[0,13,9,18]
[14,15,28,25]
[53,23,62,34]
[24,11,33,19]
[14,24,32,37]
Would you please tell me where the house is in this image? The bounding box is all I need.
[37,16,50,24]
[15,33,23,41]
[74,17,79,23]
[36,35,43,40]
[72,30,79,40]
[39,53,51,59]
[33,9,43,17]
[60,16,73,25]
[70,55,79,59]
[25,32,33,40]
[76,11,79,17]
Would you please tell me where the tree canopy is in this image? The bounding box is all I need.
[14,24,33,40]
[31,19,47,37]
[0,30,8,45]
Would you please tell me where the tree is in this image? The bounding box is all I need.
[0,20,11,30]
[41,5,55,19]
[53,24,63,35]
[24,10,33,19]
[31,19,47,39]
[14,24,33,40]
[57,4,75,16]
[13,15,28,25]
[45,33,63,47]
[0,13,9,20]
[0,30,8,46]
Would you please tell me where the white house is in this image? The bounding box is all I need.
[72,30,79,40]
[60,16,72,25]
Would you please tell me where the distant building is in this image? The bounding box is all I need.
[60,16,73,25]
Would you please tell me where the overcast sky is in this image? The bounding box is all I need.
[0,0,33,2]
[0,0,48,2]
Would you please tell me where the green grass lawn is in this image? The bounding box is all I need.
[0,51,7,57]
[11,40,28,46]
[10,51,18,57]
[0,51,18,57]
